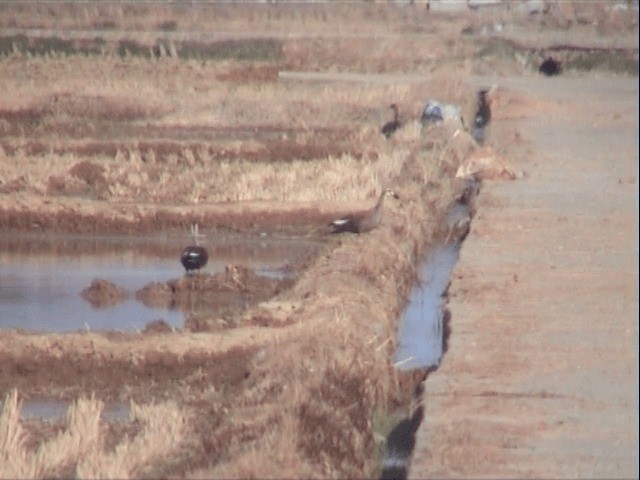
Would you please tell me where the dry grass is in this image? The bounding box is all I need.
[1,392,102,478]
[29,396,103,478]
[0,53,475,207]
[0,2,463,36]
[109,149,410,203]
[0,391,187,479]
[0,391,29,479]
[0,3,516,478]
[77,401,187,479]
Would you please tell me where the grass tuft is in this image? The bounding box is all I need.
[0,390,29,479]
[29,396,103,478]
[77,400,187,479]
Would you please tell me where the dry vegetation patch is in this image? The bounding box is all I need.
[0,126,470,477]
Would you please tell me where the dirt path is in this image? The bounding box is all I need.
[409,74,638,478]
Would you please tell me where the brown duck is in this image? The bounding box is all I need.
[329,188,399,234]
[381,104,401,139]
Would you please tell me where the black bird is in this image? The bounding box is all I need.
[381,104,401,139]
[472,89,491,144]
[181,245,208,273]
[180,223,208,274]
[329,188,399,234]
[539,56,562,76]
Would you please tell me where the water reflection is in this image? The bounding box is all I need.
[394,243,459,371]
[0,233,321,333]
[21,398,130,423]
[394,200,470,371]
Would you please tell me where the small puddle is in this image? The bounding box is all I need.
[0,233,321,332]
[20,398,130,423]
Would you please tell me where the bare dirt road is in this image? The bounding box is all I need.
[410,74,638,477]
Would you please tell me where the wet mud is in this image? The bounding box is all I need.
[0,342,254,404]
[81,279,129,309]
[136,265,294,331]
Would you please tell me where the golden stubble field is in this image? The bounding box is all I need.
[0,2,636,478]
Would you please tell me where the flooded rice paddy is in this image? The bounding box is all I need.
[0,233,322,333]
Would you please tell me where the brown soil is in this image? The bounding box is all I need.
[136,265,295,331]
[81,279,129,309]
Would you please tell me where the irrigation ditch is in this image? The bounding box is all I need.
[379,182,478,480]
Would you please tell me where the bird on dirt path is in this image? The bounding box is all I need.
[329,188,399,234]
[181,223,208,274]
[381,104,401,139]
[472,89,491,144]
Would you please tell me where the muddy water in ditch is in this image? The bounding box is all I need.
[0,233,321,332]
[380,241,460,479]
[394,202,468,370]
[393,242,459,370]
[381,200,471,479]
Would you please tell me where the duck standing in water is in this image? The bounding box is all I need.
[181,223,208,274]
[329,188,399,234]
[381,104,401,139]
[472,89,491,144]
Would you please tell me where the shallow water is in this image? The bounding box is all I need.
[383,202,470,479]
[21,398,130,423]
[0,233,320,333]
[394,200,470,371]
[394,242,460,371]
